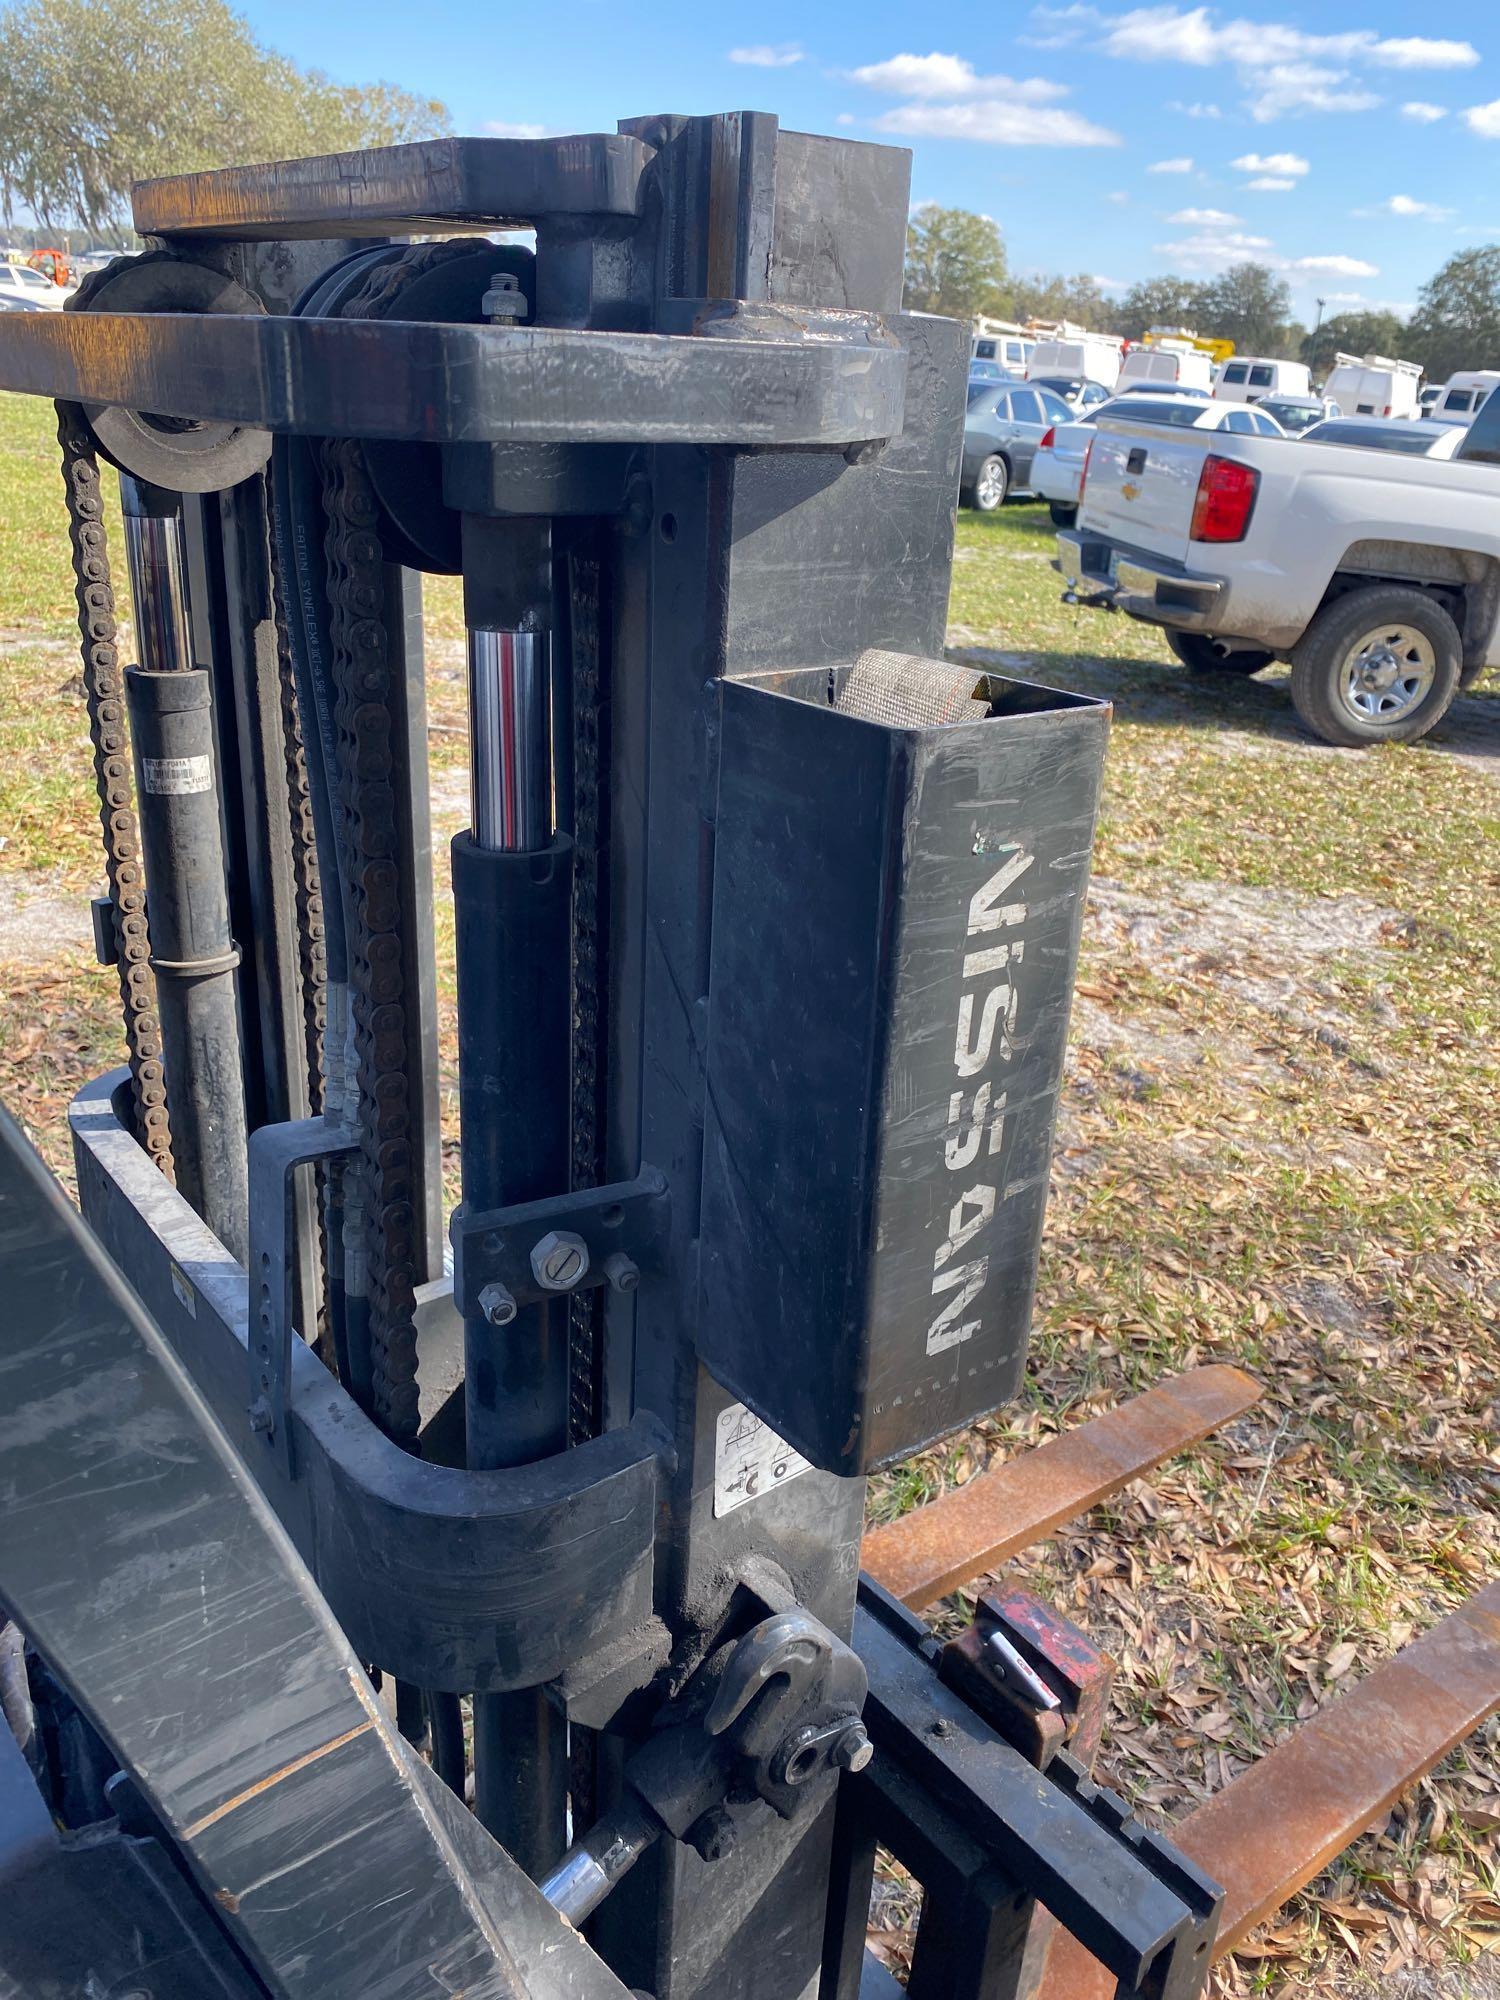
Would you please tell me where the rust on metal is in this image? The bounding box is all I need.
[1034,1579,1500,1998]
[862,1364,1261,1610]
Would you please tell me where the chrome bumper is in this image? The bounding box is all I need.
[1055,528,1225,632]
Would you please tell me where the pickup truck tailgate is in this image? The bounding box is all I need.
[1082,424,1210,564]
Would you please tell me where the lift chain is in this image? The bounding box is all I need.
[54,253,174,1174]
[568,547,605,1448]
[319,239,486,1441]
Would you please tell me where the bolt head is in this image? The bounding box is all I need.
[689,1808,737,1863]
[479,1281,517,1327]
[531,1229,591,1292]
[833,1723,874,1774]
[603,1250,640,1293]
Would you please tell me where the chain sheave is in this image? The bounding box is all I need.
[54,253,176,1173]
[321,238,491,1442]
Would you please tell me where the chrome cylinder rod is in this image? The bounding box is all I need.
[469,628,551,853]
[120,479,194,677]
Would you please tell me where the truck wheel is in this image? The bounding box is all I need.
[1289,586,1461,747]
[973,456,1009,512]
[1049,502,1077,527]
[1167,631,1273,676]
[1459,658,1488,691]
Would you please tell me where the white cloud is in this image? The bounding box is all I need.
[1318,290,1369,304]
[1464,99,1500,138]
[1167,205,1238,224]
[729,43,804,66]
[1243,64,1380,123]
[1107,189,1131,203]
[1401,101,1448,122]
[1155,228,1273,267]
[870,101,1121,146]
[1147,155,1195,172]
[1246,177,1298,190]
[1232,151,1309,176]
[1383,194,1452,219]
[485,121,549,139]
[1168,99,1222,117]
[1289,254,1379,276]
[1026,7,1474,122]
[847,53,1066,101]
[849,50,1120,147]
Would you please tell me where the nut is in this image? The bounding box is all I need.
[481,271,529,323]
[603,1250,640,1294]
[530,1229,591,1292]
[478,1281,518,1327]
[832,1723,874,1774]
[687,1807,737,1864]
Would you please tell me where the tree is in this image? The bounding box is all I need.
[903,205,1007,320]
[1406,247,1500,380]
[1117,275,1208,343]
[1301,309,1410,376]
[1195,263,1297,357]
[0,0,449,228]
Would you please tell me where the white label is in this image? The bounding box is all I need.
[714,1402,812,1517]
[143,754,212,797]
[169,1260,196,1317]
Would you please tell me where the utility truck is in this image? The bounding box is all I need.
[1321,352,1423,420]
[1055,406,1500,745]
[1026,323,1123,389]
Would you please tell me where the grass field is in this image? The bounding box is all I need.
[1,391,1497,1995]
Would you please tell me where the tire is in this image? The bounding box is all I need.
[1459,658,1488,691]
[972,455,1009,512]
[1166,630,1274,676]
[1049,502,1077,527]
[1288,585,1461,747]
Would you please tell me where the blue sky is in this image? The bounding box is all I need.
[241,0,1500,326]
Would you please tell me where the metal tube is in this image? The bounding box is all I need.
[469,628,551,852]
[458,554,571,1876]
[539,1793,663,1926]
[120,475,248,1263]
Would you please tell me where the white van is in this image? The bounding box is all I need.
[971,317,1034,374]
[1427,370,1500,427]
[1213,357,1311,404]
[1321,352,1423,420]
[1026,328,1122,389]
[1117,342,1214,393]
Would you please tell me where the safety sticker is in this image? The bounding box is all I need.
[714,1401,812,1517]
[142,754,212,796]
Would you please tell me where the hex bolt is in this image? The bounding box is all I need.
[603,1250,640,1294]
[482,271,529,324]
[832,1723,874,1774]
[479,1281,518,1327]
[530,1229,591,1292]
[688,1807,738,1864]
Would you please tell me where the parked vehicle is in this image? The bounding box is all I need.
[1213,357,1311,404]
[1320,352,1423,420]
[1029,374,1112,413]
[1026,326,1122,390]
[1426,371,1500,427]
[1118,339,1214,394]
[1418,384,1444,417]
[1055,408,1500,745]
[962,381,1077,511]
[971,317,1034,374]
[1117,382,1211,399]
[0,263,66,310]
[1255,393,1340,435]
[968,358,1019,385]
[1033,395,1285,526]
[1301,416,1467,458]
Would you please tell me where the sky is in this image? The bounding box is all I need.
[238,0,1500,328]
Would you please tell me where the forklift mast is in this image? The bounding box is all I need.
[0,116,1230,2000]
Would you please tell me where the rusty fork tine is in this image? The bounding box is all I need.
[862,1364,1262,1611]
[1035,1578,1500,1998]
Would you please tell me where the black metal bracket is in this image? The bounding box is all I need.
[247,1116,358,1474]
[836,1578,1223,2000]
[452,1167,671,1321]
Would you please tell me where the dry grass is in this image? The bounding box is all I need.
[0,394,1495,1993]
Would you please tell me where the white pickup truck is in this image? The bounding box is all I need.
[1055,413,1500,745]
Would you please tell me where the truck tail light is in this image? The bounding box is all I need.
[1078,439,1095,505]
[1038,426,1056,449]
[1190,454,1259,543]
[1383,404,1392,418]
